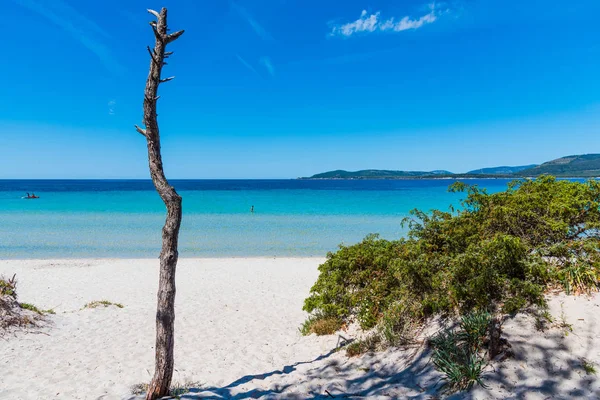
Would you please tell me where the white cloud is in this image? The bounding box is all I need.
[330,3,442,37]
[108,100,116,115]
[260,57,275,76]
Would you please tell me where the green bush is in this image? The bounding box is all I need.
[303,176,600,347]
[303,234,403,329]
[300,316,343,336]
[379,300,421,346]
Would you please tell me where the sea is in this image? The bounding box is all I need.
[0,179,515,259]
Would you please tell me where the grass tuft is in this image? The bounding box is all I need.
[345,335,381,357]
[533,308,553,332]
[131,379,201,398]
[345,341,365,357]
[379,300,420,346]
[300,316,342,336]
[130,383,148,395]
[556,303,573,336]
[19,303,55,315]
[582,358,597,375]
[83,300,124,309]
[430,311,491,392]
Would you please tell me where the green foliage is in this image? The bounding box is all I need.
[308,154,600,179]
[19,303,41,314]
[303,234,403,329]
[131,380,201,399]
[533,308,553,332]
[345,341,365,357]
[309,169,454,179]
[83,300,124,309]
[300,316,342,336]
[0,275,17,298]
[459,311,491,348]
[517,154,600,177]
[299,317,316,336]
[430,311,491,392]
[581,358,597,375]
[345,335,381,357]
[170,380,202,398]
[130,383,148,395]
[379,300,421,346]
[19,303,55,315]
[557,303,573,336]
[1,275,48,331]
[546,239,600,294]
[303,176,600,351]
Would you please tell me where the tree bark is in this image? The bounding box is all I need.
[488,315,502,360]
[135,8,184,400]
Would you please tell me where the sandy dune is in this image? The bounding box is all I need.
[1,258,599,399]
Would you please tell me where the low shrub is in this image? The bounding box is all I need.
[533,308,553,332]
[379,300,421,346]
[548,239,600,294]
[1,275,47,331]
[302,176,600,390]
[304,177,600,329]
[300,316,342,336]
[302,234,403,330]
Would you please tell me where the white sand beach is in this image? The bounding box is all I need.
[1,258,599,399]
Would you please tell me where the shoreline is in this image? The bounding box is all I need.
[1,176,597,181]
[1,256,327,262]
[300,176,597,179]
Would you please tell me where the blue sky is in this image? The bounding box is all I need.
[2,0,600,178]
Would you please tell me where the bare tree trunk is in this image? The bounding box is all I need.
[488,315,502,360]
[135,8,184,400]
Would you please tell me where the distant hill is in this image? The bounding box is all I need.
[468,165,537,175]
[309,169,454,179]
[518,154,600,177]
[303,154,600,179]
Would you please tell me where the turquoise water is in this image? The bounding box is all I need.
[0,179,513,259]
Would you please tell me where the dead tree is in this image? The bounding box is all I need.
[135,7,184,400]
